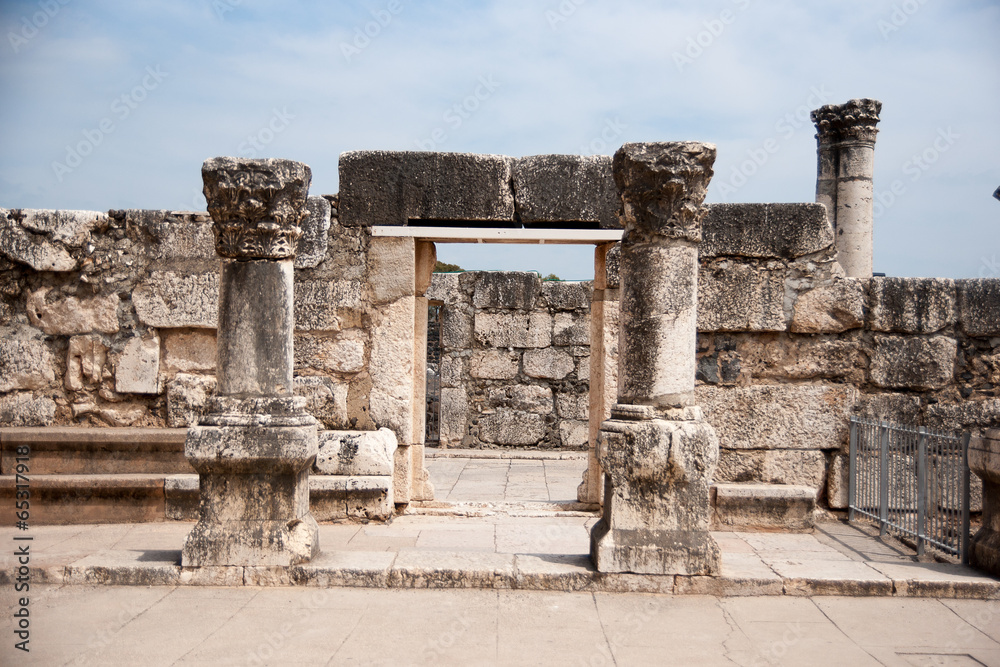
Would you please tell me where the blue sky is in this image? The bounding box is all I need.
[1,0,997,280]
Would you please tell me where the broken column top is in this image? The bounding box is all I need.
[202,157,312,260]
[612,141,716,243]
[810,99,882,143]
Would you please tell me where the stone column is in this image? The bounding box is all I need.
[810,99,882,278]
[182,157,320,568]
[969,429,1000,576]
[590,142,721,575]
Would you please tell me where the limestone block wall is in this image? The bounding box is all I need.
[425,271,591,449]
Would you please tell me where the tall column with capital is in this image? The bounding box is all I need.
[590,142,721,575]
[811,99,882,278]
[182,157,320,568]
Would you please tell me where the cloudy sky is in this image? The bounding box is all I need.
[1,0,997,280]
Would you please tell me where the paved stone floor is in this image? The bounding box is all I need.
[2,454,998,664]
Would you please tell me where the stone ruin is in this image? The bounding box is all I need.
[1,98,999,573]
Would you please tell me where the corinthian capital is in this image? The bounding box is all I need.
[811,98,882,145]
[202,157,311,260]
[612,142,716,243]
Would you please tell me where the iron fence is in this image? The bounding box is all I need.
[849,416,971,562]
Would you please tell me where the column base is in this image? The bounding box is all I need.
[590,520,720,576]
[182,512,319,568]
[970,528,1000,577]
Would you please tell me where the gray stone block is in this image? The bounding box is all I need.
[957,279,1000,337]
[26,287,120,335]
[925,398,1000,432]
[713,483,816,530]
[716,449,827,488]
[855,392,922,423]
[0,392,55,426]
[701,203,834,259]
[512,154,619,228]
[473,271,539,310]
[133,270,219,329]
[338,151,515,227]
[605,243,620,288]
[868,277,956,334]
[294,376,348,428]
[698,263,786,332]
[791,279,865,333]
[487,385,553,413]
[553,311,589,346]
[697,384,857,451]
[870,334,956,390]
[479,409,546,445]
[523,347,575,380]
[0,212,76,272]
[295,196,332,268]
[166,373,216,427]
[314,428,396,476]
[474,312,551,348]
[134,210,216,261]
[542,280,592,311]
[17,208,105,246]
[0,327,55,392]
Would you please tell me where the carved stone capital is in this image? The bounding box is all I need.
[202,157,312,260]
[811,98,882,145]
[612,142,716,244]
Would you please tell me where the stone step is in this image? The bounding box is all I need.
[712,483,817,530]
[407,500,600,518]
[0,473,393,525]
[0,427,192,474]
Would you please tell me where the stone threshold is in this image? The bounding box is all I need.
[407,500,600,517]
[425,448,588,460]
[8,548,998,599]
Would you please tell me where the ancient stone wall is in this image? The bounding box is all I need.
[425,271,591,449]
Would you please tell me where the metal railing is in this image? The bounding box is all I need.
[849,416,971,562]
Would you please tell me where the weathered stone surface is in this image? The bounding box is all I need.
[791,279,865,333]
[133,270,219,329]
[440,307,473,349]
[315,428,396,476]
[0,212,76,271]
[592,418,721,575]
[556,392,588,420]
[115,334,160,394]
[26,287,119,335]
[701,203,834,259]
[605,243,621,289]
[698,263,786,332]
[957,279,1000,337]
[294,196,331,269]
[827,453,849,509]
[162,330,216,374]
[166,373,216,427]
[870,334,956,390]
[925,398,1000,432]
[368,297,415,443]
[487,385,553,413]
[439,387,468,446]
[474,311,552,348]
[139,211,215,260]
[542,280,592,311]
[735,335,865,382]
[202,157,311,260]
[65,335,107,391]
[713,483,816,530]
[439,354,465,387]
[479,409,546,445]
[523,347,575,380]
[855,392,922,423]
[0,328,55,392]
[295,280,362,331]
[339,151,515,227]
[468,350,519,380]
[868,277,956,334]
[716,449,827,488]
[17,208,105,246]
[512,154,618,228]
[613,142,716,243]
[369,237,415,304]
[473,272,538,310]
[558,419,588,448]
[553,311,589,346]
[294,376,348,428]
[0,392,55,426]
[968,431,1000,575]
[697,384,858,450]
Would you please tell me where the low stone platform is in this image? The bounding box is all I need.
[3,519,997,599]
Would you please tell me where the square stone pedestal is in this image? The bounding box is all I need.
[590,414,720,575]
[181,423,320,567]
